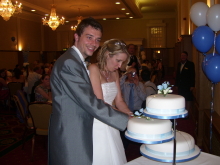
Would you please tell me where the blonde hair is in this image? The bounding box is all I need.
[97,39,130,70]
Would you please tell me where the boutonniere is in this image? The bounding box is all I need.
[184,67,188,69]
[157,81,173,97]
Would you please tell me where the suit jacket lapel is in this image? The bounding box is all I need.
[69,48,91,83]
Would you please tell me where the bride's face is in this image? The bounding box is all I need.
[106,52,128,72]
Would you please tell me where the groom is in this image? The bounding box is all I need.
[48,17,129,165]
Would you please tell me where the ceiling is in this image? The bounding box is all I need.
[19,0,177,23]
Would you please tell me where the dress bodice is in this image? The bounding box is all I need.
[101,82,117,106]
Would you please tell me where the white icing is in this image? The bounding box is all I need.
[146,94,185,114]
[127,117,172,139]
[145,131,195,157]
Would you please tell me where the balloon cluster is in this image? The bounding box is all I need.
[190,2,220,83]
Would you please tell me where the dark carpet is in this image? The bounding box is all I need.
[0,108,196,165]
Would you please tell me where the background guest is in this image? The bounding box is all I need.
[0,69,9,106]
[28,66,42,102]
[154,59,163,85]
[120,67,146,113]
[127,44,141,76]
[175,51,195,116]
[141,60,152,71]
[6,69,13,83]
[34,74,52,102]
[141,69,157,108]
[12,67,25,85]
[120,67,146,149]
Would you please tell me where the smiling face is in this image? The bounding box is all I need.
[74,25,102,59]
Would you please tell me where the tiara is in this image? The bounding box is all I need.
[115,41,126,47]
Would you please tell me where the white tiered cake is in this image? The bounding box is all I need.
[125,117,173,143]
[125,86,200,162]
[140,131,201,162]
[144,94,188,119]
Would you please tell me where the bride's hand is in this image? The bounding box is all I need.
[126,111,133,119]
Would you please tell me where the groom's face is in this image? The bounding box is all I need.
[74,25,102,59]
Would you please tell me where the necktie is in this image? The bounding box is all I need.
[180,63,184,72]
[83,61,87,68]
[128,83,134,112]
[83,61,89,75]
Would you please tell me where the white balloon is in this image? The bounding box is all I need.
[190,2,209,26]
[207,4,220,32]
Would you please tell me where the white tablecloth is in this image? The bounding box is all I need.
[125,152,220,165]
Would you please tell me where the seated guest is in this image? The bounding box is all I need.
[141,60,152,71]
[120,67,146,113]
[28,65,42,101]
[141,69,157,97]
[34,74,52,102]
[141,69,157,109]
[0,69,9,105]
[6,69,13,83]
[12,67,25,84]
[13,64,20,73]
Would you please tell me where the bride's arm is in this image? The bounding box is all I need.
[88,64,104,100]
[114,71,132,116]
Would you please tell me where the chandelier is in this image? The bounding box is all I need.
[0,0,22,21]
[71,15,82,31]
[71,8,83,31]
[42,4,65,31]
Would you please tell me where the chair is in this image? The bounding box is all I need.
[28,102,52,161]
[7,82,23,109]
[0,85,10,110]
[13,95,33,148]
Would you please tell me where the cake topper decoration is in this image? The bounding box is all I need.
[157,81,173,96]
[131,108,151,120]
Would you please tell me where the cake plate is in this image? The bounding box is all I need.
[125,131,174,144]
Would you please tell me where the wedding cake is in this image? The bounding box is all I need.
[145,94,185,115]
[125,117,174,143]
[125,82,199,163]
[140,131,201,162]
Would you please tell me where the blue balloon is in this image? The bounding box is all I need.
[204,55,220,83]
[215,34,220,54]
[192,26,214,53]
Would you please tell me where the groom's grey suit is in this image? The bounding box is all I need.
[48,48,128,165]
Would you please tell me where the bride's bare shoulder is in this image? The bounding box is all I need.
[88,63,99,70]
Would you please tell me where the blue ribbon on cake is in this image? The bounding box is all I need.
[127,130,172,139]
[143,111,188,119]
[140,151,200,163]
[145,146,195,157]
[146,107,185,114]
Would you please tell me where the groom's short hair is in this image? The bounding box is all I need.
[75,17,103,37]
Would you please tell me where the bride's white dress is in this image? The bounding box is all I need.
[93,82,127,165]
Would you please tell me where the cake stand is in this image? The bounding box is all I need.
[143,109,193,165]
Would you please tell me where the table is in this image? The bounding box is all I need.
[125,152,220,165]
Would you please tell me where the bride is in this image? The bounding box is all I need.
[88,39,132,165]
